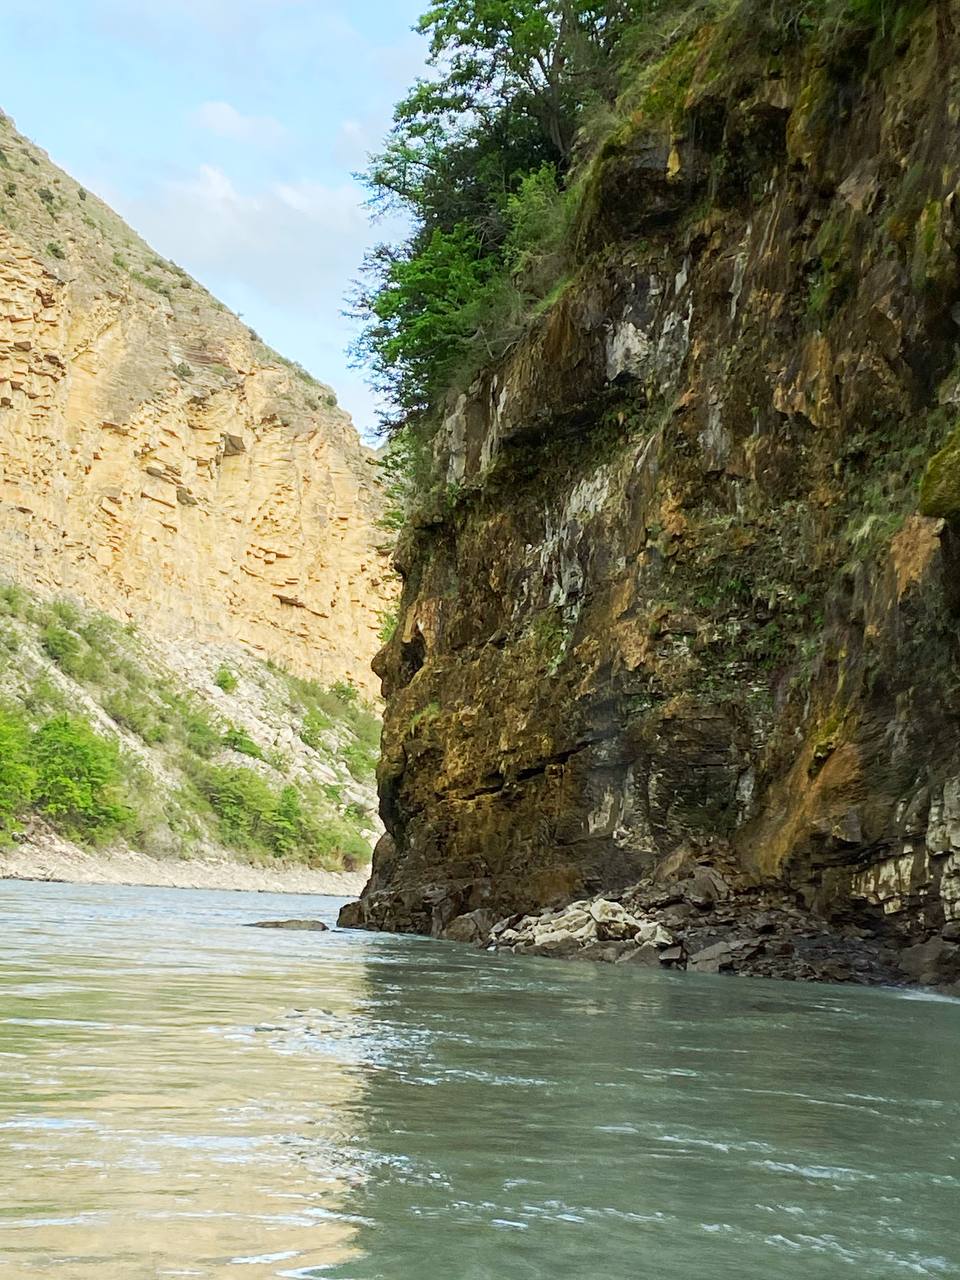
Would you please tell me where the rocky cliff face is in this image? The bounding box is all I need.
[345,0,960,986]
[0,113,390,695]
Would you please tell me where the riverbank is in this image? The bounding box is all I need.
[0,833,368,896]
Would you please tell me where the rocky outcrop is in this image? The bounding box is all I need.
[464,864,911,987]
[342,1,960,986]
[0,112,391,694]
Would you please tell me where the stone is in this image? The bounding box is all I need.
[442,909,496,945]
[634,921,674,948]
[941,921,960,943]
[246,919,329,932]
[616,941,662,967]
[687,940,736,974]
[899,938,960,986]
[580,940,636,963]
[589,898,643,939]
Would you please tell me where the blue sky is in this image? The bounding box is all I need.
[0,0,427,438]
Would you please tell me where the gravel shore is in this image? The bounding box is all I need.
[0,833,368,897]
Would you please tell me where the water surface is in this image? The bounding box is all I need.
[0,880,958,1279]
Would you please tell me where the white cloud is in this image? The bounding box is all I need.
[192,101,287,146]
[117,164,376,313]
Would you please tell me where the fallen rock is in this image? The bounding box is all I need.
[442,909,497,945]
[246,919,329,932]
[687,940,736,974]
[589,898,643,939]
[617,941,662,967]
[899,937,960,986]
[635,921,674,948]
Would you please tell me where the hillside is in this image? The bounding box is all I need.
[0,579,380,884]
[0,110,392,696]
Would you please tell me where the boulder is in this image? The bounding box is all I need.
[617,941,662,967]
[687,939,736,973]
[634,921,674,948]
[442,909,497,945]
[589,898,643,939]
[899,937,960,986]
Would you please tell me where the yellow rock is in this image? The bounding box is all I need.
[0,115,394,695]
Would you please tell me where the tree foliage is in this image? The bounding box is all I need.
[29,715,132,842]
[351,0,645,430]
[0,707,35,841]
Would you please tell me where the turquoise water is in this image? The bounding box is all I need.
[0,880,958,1279]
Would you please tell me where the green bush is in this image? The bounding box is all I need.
[0,584,29,618]
[331,679,360,705]
[46,241,65,260]
[222,725,264,760]
[195,764,278,849]
[102,691,169,745]
[299,708,332,751]
[29,715,132,843]
[164,696,221,758]
[0,706,35,840]
[343,740,377,782]
[214,666,238,693]
[40,624,83,676]
[191,763,370,867]
[39,622,103,682]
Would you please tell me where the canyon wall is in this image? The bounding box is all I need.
[346,0,960,982]
[0,113,391,695]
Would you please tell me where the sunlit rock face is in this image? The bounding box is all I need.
[344,4,960,984]
[0,113,392,695]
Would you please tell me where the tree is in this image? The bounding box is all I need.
[30,715,131,842]
[0,707,35,840]
[414,1,638,161]
[352,1,646,433]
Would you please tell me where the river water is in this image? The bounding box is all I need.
[1,881,958,1279]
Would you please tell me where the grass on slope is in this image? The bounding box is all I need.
[0,583,379,871]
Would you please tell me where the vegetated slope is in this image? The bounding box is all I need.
[0,111,393,695]
[0,581,381,876]
[345,0,960,987]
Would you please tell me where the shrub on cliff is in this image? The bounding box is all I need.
[350,1,632,428]
[192,763,370,868]
[0,706,35,841]
[214,666,238,693]
[29,715,133,843]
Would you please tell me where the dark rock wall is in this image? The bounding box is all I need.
[344,2,960,975]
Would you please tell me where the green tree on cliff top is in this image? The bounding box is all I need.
[351,1,641,427]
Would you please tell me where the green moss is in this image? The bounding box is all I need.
[919,423,960,519]
[409,702,441,735]
[637,34,700,126]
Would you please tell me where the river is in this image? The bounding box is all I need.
[0,881,958,1279]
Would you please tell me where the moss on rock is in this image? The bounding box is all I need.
[919,424,960,519]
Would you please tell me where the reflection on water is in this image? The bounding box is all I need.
[0,881,959,1279]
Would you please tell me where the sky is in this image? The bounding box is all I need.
[0,0,427,439]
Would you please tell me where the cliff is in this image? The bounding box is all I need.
[0,112,391,695]
[344,0,960,987]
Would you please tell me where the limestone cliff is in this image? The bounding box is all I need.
[345,0,960,985]
[0,113,391,695]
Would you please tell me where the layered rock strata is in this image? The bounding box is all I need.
[0,112,391,693]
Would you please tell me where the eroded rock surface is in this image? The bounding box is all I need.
[341,5,960,988]
[0,113,392,693]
